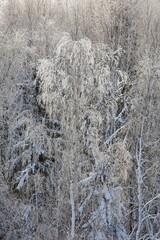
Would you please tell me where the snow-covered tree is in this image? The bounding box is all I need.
[36,33,133,239]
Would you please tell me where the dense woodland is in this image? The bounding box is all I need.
[0,0,160,239]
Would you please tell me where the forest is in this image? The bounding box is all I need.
[0,0,160,239]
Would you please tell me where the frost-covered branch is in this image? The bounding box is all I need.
[136,118,144,240]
